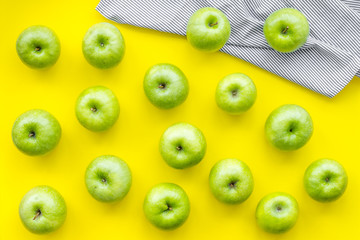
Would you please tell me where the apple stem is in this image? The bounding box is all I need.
[158,84,166,89]
[33,210,41,220]
[282,26,289,34]
[229,181,238,188]
[209,22,218,27]
[35,47,41,51]
[29,132,35,138]
[91,107,97,112]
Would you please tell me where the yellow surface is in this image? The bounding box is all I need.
[1,1,360,239]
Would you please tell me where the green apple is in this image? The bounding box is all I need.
[215,73,257,114]
[187,7,231,52]
[143,63,189,109]
[16,26,61,69]
[19,186,67,234]
[159,123,206,169]
[256,192,299,234]
[82,22,125,69]
[304,159,347,202]
[85,155,132,202]
[209,159,254,204]
[265,104,313,151]
[263,8,309,53]
[12,109,61,156]
[143,183,190,230]
[75,86,120,132]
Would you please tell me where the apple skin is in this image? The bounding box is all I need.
[12,109,61,156]
[16,26,60,69]
[82,22,125,69]
[256,192,299,234]
[187,7,231,52]
[85,155,132,202]
[143,63,189,109]
[19,186,67,234]
[215,73,257,114]
[304,159,347,202]
[263,8,309,53]
[209,159,254,204]
[159,123,206,169]
[265,104,313,151]
[75,86,120,132]
[143,183,190,230]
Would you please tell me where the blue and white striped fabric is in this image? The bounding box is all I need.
[96,0,360,98]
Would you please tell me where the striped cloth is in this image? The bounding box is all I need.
[96,0,360,98]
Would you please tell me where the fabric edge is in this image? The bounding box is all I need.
[331,56,360,98]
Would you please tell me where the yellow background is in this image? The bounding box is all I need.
[1,1,360,239]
